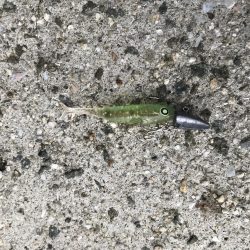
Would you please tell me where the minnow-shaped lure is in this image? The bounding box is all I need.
[63,103,209,130]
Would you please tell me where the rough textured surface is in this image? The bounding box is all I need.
[0,0,249,249]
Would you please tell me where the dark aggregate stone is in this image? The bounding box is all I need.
[3,0,16,12]
[211,120,225,133]
[144,49,155,62]
[127,195,135,206]
[151,155,158,160]
[50,184,60,190]
[38,145,49,160]
[64,168,84,179]
[163,53,174,65]
[158,2,167,14]
[58,94,74,107]
[21,158,31,169]
[14,153,23,161]
[58,120,70,129]
[156,84,168,100]
[116,76,123,86]
[101,125,114,135]
[15,44,26,58]
[211,65,229,79]
[133,220,141,228]
[12,169,21,179]
[125,46,139,55]
[103,148,111,162]
[211,137,229,156]
[184,131,196,147]
[49,225,60,239]
[0,157,7,172]
[233,56,241,66]
[196,192,222,213]
[105,7,125,18]
[208,242,217,247]
[94,67,104,80]
[38,165,50,174]
[174,81,189,94]
[51,86,59,94]
[187,235,198,244]
[200,108,212,120]
[108,207,118,221]
[54,16,63,27]
[165,18,175,27]
[94,179,104,189]
[65,217,71,223]
[35,57,58,75]
[240,136,250,149]
[172,211,180,225]
[207,12,215,19]
[17,208,24,214]
[6,54,19,64]
[190,63,208,77]
[47,244,53,250]
[135,84,142,92]
[82,1,97,14]
[167,37,179,48]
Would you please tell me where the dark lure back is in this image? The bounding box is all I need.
[63,103,209,130]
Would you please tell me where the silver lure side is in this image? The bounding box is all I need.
[174,113,210,130]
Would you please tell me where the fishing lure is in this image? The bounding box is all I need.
[62,103,209,130]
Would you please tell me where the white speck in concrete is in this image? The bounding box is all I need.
[51,164,61,170]
[95,13,103,22]
[217,195,225,203]
[156,29,163,35]
[44,13,50,22]
[40,174,46,181]
[164,79,170,85]
[37,19,45,26]
[225,166,236,177]
[108,18,114,27]
[189,57,196,63]
[36,129,43,136]
[209,22,215,30]
[42,71,49,81]
[47,121,56,129]
[31,16,36,22]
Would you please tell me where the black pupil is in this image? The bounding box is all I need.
[160,108,168,115]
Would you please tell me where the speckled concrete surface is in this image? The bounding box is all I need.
[0,0,249,249]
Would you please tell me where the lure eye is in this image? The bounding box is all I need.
[160,107,169,116]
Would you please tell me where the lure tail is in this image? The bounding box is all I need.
[60,102,95,117]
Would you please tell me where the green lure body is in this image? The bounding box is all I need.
[93,103,175,125]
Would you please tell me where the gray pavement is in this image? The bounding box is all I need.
[0,0,249,249]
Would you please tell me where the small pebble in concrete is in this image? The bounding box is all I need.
[187,235,198,244]
[49,225,60,239]
[108,207,118,221]
[0,157,7,172]
[225,166,236,177]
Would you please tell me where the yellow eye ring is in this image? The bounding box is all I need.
[160,107,168,116]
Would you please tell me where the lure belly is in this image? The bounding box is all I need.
[63,103,209,130]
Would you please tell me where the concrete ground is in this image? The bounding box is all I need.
[0,0,249,249]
